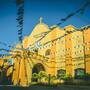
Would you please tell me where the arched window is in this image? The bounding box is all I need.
[45,49,51,56]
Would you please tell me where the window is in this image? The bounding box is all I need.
[57,69,66,79]
[78,45,80,48]
[75,68,85,79]
[34,49,38,53]
[80,50,82,53]
[45,49,51,56]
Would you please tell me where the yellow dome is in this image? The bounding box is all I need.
[31,23,49,37]
[28,18,50,46]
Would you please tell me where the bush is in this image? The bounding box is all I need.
[84,73,90,80]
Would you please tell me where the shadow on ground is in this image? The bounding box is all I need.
[0,85,90,90]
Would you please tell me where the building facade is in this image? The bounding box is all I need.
[0,18,90,86]
[23,18,90,78]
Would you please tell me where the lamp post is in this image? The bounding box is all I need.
[48,74,51,85]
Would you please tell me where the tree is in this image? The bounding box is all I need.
[32,73,38,82]
[38,71,47,83]
[85,73,90,80]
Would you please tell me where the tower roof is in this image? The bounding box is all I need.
[64,25,76,31]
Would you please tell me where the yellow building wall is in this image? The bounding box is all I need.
[22,21,90,77]
[11,18,90,86]
[64,25,75,76]
[38,27,66,75]
[71,31,84,76]
[84,28,90,74]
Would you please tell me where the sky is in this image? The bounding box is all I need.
[0,0,90,51]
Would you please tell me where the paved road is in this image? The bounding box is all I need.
[0,85,90,90]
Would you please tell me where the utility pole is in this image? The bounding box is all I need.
[16,0,24,45]
[16,0,24,85]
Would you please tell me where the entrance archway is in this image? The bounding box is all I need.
[32,63,45,82]
[32,63,45,74]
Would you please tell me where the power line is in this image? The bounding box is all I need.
[1,0,90,48]
[29,24,90,52]
[31,1,90,45]
[0,41,14,48]
[1,0,89,51]
[56,1,90,26]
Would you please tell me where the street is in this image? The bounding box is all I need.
[0,85,90,90]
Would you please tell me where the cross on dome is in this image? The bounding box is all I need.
[39,17,43,24]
